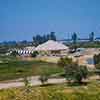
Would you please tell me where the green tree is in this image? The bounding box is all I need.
[94,54,100,77]
[11,50,18,56]
[57,57,73,68]
[31,51,39,57]
[23,77,32,93]
[94,54,100,65]
[95,63,100,77]
[39,69,49,85]
[39,75,48,85]
[58,57,88,83]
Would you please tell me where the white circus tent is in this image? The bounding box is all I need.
[35,40,69,56]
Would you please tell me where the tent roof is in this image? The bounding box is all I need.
[35,40,69,51]
[24,46,35,51]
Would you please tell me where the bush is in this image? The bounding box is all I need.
[94,54,100,77]
[10,51,18,56]
[31,51,39,57]
[95,63,100,76]
[94,53,100,65]
[57,57,73,68]
[58,57,88,83]
[39,75,48,85]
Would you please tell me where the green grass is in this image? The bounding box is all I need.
[0,81,100,100]
[0,55,18,62]
[0,60,63,81]
[77,42,100,48]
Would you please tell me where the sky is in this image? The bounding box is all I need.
[0,0,100,42]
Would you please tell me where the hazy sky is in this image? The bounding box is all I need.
[0,0,100,41]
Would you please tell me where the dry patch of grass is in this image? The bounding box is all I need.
[0,81,100,100]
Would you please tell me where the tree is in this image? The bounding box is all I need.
[31,51,39,57]
[11,50,18,56]
[69,44,78,53]
[38,69,49,85]
[57,57,73,68]
[23,77,30,87]
[95,64,100,76]
[94,53,100,77]
[39,75,48,85]
[89,32,94,42]
[58,57,88,83]
[94,54,100,65]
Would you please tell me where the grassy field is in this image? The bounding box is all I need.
[0,81,100,100]
[76,42,100,48]
[0,58,63,81]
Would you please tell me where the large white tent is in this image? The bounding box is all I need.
[24,46,35,52]
[35,40,69,51]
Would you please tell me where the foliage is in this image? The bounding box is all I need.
[94,53,100,65]
[23,77,30,87]
[95,63,100,76]
[39,75,48,85]
[58,57,88,83]
[93,53,100,76]
[65,63,88,83]
[67,41,100,48]
[0,60,63,81]
[57,57,73,68]
[0,81,100,100]
[31,51,39,57]
[0,47,9,54]
[10,50,18,56]
[39,66,50,85]
[69,44,78,53]
[23,77,32,94]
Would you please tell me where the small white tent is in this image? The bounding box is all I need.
[23,46,35,54]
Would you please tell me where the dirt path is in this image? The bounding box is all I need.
[0,76,66,89]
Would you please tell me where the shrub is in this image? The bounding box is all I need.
[94,54,100,77]
[10,51,18,56]
[94,53,100,65]
[31,51,39,57]
[58,57,88,84]
[39,75,48,85]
